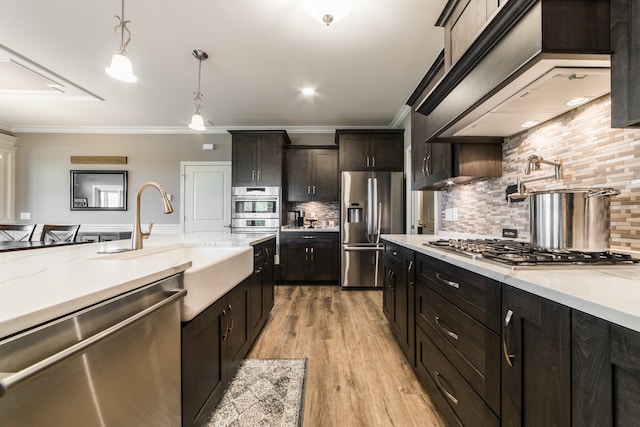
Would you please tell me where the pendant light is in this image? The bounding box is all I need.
[105,0,137,83]
[189,49,208,131]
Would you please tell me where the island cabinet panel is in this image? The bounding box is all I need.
[572,310,640,426]
[501,285,571,427]
[181,292,233,427]
[230,130,290,187]
[285,148,338,202]
[250,238,275,342]
[336,130,404,172]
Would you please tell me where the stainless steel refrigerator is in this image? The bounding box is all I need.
[341,171,403,288]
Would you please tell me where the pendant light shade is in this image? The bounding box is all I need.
[106,53,137,83]
[106,0,137,83]
[189,49,208,131]
[189,113,205,131]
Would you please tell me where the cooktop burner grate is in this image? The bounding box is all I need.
[426,239,640,267]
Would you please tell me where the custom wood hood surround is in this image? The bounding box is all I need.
[417,0,611,141]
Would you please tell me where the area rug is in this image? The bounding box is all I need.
[207,358,308,427]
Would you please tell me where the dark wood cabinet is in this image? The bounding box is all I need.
[611,0,640,128]
[413,251,501,425]
[250,238,275,342]
[572,310,640,426]
[182,237,276,427]
[382,242,415,365]
[229,130,291,187]
[182,278,250,427]
[280,231,339,282]
[336,130,404,172]
[285,147,338,202]
[501,285,571,427]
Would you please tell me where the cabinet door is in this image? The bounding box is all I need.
[232,135,258,186]
[311,150,339,201]
[280,240,308,281]
[339,133,370,171]
[501,286,571,427]
[424,143,452,187]
[572,310,640,427]
[310,234,339,281]
[226,278,251,374]
[181,297,228,427]
[256,134,283,186]
[370,132,404,171]
[411,107,431,190]
[286,150,311,201]
[262,240,275,314]
[382,257,397,327]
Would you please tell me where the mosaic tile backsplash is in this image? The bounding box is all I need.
[439,94,640,251]
[284,201,340,227]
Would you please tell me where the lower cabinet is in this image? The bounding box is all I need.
[572,310,640,426]
[280,232,339,282]
[501,286,571,427]
[382,242,415,365]
[182,238,275,427]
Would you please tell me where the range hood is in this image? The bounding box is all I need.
[416,0,611,141]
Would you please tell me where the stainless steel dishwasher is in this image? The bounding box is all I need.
[0,274,186,427]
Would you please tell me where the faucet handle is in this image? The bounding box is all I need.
[142,221,154,239]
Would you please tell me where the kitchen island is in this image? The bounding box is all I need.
[381,234,640,427]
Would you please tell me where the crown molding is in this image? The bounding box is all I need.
[389,105,411,129]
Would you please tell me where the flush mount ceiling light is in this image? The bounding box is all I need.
[303,0,352,26]
[105,0,137,83]
[188,49,208,131]
[302,87,315,96]
[566,97,590,106]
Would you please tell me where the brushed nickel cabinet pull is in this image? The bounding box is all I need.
[503,309,515,367]
[366,156,370,167]
[257,170,261,181]
[435,273,460,289]
[227,304,235,335]
[435,316,459,340]
[308,186,311,195]
[421,156,427,176]
[221,309,229,341]
[251,170,255,181]
[435,371,458,405]
[372,157,376,168]
[426,155,432,175]
[312,186,316,195]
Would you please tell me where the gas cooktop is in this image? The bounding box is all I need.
[425,239,640,268]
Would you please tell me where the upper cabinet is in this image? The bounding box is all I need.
[417,0,611,142]
[229,130,291,187]
[285,147,339,202]
[407,51,502,190]
[611,0,640,128]
[336,130,404,172]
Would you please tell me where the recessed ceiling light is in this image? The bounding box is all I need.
[521,121,539,128]
[302,87,315,96]
[566,97,589,106]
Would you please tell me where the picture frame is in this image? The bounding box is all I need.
[70,170,128,211]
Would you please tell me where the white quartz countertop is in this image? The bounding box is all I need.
[382,234,640,333]
[0,233,276,339]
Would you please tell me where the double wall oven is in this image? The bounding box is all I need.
[231,186,280,262]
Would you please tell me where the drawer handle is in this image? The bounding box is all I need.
[435,371,458,405]
[221,309,229,342]
[302,236,317,239]
[503,309,515,368]
[435,316,459,340]
[227,304,235,336]
[435,273,459,289]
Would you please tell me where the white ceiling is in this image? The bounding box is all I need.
[0,0,447,134]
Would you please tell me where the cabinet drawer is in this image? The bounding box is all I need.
[416,282,500,413]
[383,242,404,265]
[417,325,499,427]
[415,252,501,333]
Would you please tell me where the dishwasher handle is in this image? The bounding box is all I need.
[0,288,187,398]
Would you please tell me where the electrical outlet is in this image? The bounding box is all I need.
[502,228,518,238]
[20,212,30,220]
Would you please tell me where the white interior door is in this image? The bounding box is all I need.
[181,161,231,237]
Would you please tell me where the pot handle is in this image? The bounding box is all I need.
[585,188,620,198]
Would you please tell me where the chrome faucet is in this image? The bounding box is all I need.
[515,155,563,194]
[132,182,173,250]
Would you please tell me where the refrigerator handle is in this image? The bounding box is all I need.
[375,202,382,244]
[367,177,373,238]
[372,178,378,240]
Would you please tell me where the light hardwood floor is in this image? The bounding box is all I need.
[248,285,446,427]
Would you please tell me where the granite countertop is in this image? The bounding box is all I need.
[382,234,640,333]
[0,233,276,339]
